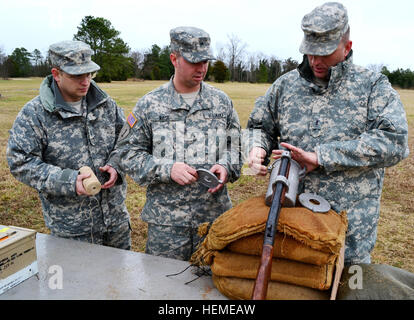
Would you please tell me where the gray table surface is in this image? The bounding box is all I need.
[0,233,226,300]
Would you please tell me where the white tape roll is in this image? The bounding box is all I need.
[79,166,101,196]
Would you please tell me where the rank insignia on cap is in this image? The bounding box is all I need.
[127,112,137,128]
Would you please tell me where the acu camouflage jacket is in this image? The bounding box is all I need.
[7,75,129,237]
[108,79,242,228]
[247,52,409,264]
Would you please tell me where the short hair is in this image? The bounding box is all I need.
[172,51,181,58]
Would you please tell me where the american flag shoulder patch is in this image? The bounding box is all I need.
[127,112,137,128]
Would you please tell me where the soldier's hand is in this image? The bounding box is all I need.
[100,165,118,189]
[208,164,228,193]
[248,147,268,176]
[272,142,319,173]
[76,171,91,196]
[171,162,198,185]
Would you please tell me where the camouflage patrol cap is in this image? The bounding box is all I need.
[49,40,100,75]
[299,2,349,56]
[170,26,215,63]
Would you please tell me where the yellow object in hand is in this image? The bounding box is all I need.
[79,166,101,196]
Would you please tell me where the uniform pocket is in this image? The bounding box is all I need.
[43,194,94,234]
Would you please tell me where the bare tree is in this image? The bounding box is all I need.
[129,49,144,78]
[31,49,43,66]
[0,46,6,63]
[225,34,247,81]
[246,52,258,83]
[0,45,6,79]
[214,42,227,62]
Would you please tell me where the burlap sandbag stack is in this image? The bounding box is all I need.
[190,195,347,300]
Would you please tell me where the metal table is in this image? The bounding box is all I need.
[0,233,226,300]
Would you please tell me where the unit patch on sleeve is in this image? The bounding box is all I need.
[127,112,138,128]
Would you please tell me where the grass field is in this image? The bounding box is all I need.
[0,78,413,272]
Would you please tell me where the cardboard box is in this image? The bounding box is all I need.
[0,225,38,295]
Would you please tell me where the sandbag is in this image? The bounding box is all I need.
[211,250,335,290]
[227,232,336,266]
[212,275,330,300]
[191,195,347,266]
[337,264,414,300]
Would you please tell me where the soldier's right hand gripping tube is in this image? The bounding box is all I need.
[252,150,291,300]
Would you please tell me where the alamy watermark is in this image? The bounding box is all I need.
[48,265,63,290]
[348,265,363,290]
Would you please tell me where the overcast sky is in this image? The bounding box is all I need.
[1,0,413,71]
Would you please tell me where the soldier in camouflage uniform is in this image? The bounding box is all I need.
[247,2,409,265]
[7,40,131,249]
[107,27,242,261]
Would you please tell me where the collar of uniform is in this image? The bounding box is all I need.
[297,50,353,91]
[39,75,57,112]
[297,56,326,94]
[189,81,211,114]
[51,78,75,115]
[45,76,108,118]
[85,80,109,112]
[168,77,210,113]
[329,50,353,85]
[297,56,315,83]
[168,77,188,111]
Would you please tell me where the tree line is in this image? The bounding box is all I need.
[1,15,414,88]
[381,67,414,89]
